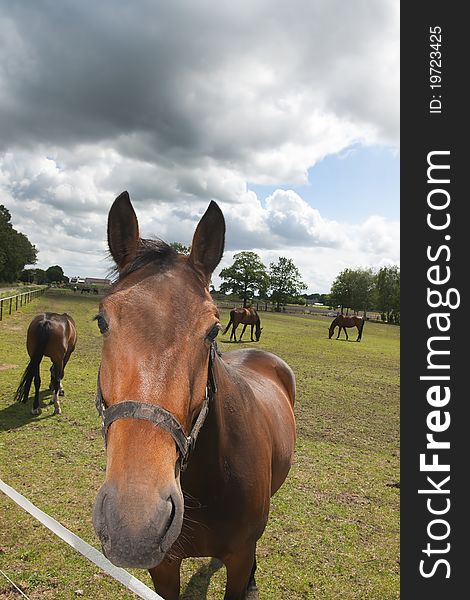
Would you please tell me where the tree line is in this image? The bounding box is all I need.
[329,266,400,324]
[170,245,308,312]
[0,205,37,282]
[204,248,400,323]
[1,204,70,285]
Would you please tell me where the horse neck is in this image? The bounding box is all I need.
[184,355,228,477]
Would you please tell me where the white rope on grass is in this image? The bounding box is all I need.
[0,568,31,599]
[0,478,165,600]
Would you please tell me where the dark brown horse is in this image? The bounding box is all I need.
[15,312,77,415]
[92,192,296,600]
[223,307,262,342]
[328,314,365,341]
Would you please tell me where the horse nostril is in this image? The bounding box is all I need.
[163,495,176,537]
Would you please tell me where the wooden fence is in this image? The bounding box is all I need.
[0,288,47,321]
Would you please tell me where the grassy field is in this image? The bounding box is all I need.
[0,290,399,599]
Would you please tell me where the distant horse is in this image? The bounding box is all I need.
[93,192,296,600]
[328,314,365,341]
[15,312,77,415]
[81,287,91,294]
[223,307,263,342]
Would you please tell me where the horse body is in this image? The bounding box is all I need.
[151,349,295,596]
[92,192,296,600]
[15,312,77,414]
[328,314,364,341]
[223,307,262,342]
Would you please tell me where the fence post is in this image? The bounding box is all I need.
[0,299,3,321]
[9,298,12,314]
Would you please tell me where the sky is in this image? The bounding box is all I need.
[0,0,399,293]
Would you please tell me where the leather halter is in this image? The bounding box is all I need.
[95,343,218,471]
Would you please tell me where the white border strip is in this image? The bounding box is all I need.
[0,479,164,600]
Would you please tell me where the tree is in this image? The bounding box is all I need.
[170,242,190,255]
[330,269,353,313]
[349,268,376,315]
[269,257,307,311]
[19,268,47,284]
[219,251,269,307]
[376,265,400,323]
[46,265,65,283]
[0,205,37,281]
[330,268,375,315]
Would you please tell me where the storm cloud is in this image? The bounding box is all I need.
[0,0,399,291]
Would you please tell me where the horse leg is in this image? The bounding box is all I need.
[51,362,62,415]
[336,327,340,339]
[148,558,182,600]
[58,352,71,396]
[240,324,248,341]
[246,555,258,596]
[357,324,363,341]
[223,544,257,600]
[250,324,254,342]
[232,324,238,342]
[344,327,349,340]
[31,365,41,415]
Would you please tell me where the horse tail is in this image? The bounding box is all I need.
[222,312,234,335]
[14,320,51,403]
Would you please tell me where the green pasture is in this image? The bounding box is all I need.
[0,291,399,599]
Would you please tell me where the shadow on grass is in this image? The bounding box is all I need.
[181,558,224,600]
[0,390,54,432]
[221,339,258,344]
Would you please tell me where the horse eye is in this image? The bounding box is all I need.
[207,324,220,341]
[95,314,109,335]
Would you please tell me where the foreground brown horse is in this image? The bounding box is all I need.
[328,314,365,341]
[92,192,296,600]
[15,312,77,415]
[223,307,262,342]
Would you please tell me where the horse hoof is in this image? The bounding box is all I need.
[59,389,65,397]
[31,407,42,416]
[245,586,259,599]
[53,408,62,416]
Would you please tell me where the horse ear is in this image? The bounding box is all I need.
[107,191,140,271]
[189,201,225,285]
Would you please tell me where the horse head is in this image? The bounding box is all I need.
[93,191,225,569]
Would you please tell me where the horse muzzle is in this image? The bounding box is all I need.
[93,481,184,568]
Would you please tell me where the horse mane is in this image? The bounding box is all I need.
[112,238,178,281]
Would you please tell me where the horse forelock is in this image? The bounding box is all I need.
[112,238,178,282]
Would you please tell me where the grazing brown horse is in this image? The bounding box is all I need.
[328,314,365,341]
[15,312,77,415]
[223,307,262,342]
[92,192,296,600]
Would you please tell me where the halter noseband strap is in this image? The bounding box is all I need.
[95,343,217,471]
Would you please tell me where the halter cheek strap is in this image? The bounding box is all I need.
[95,343,217,471]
